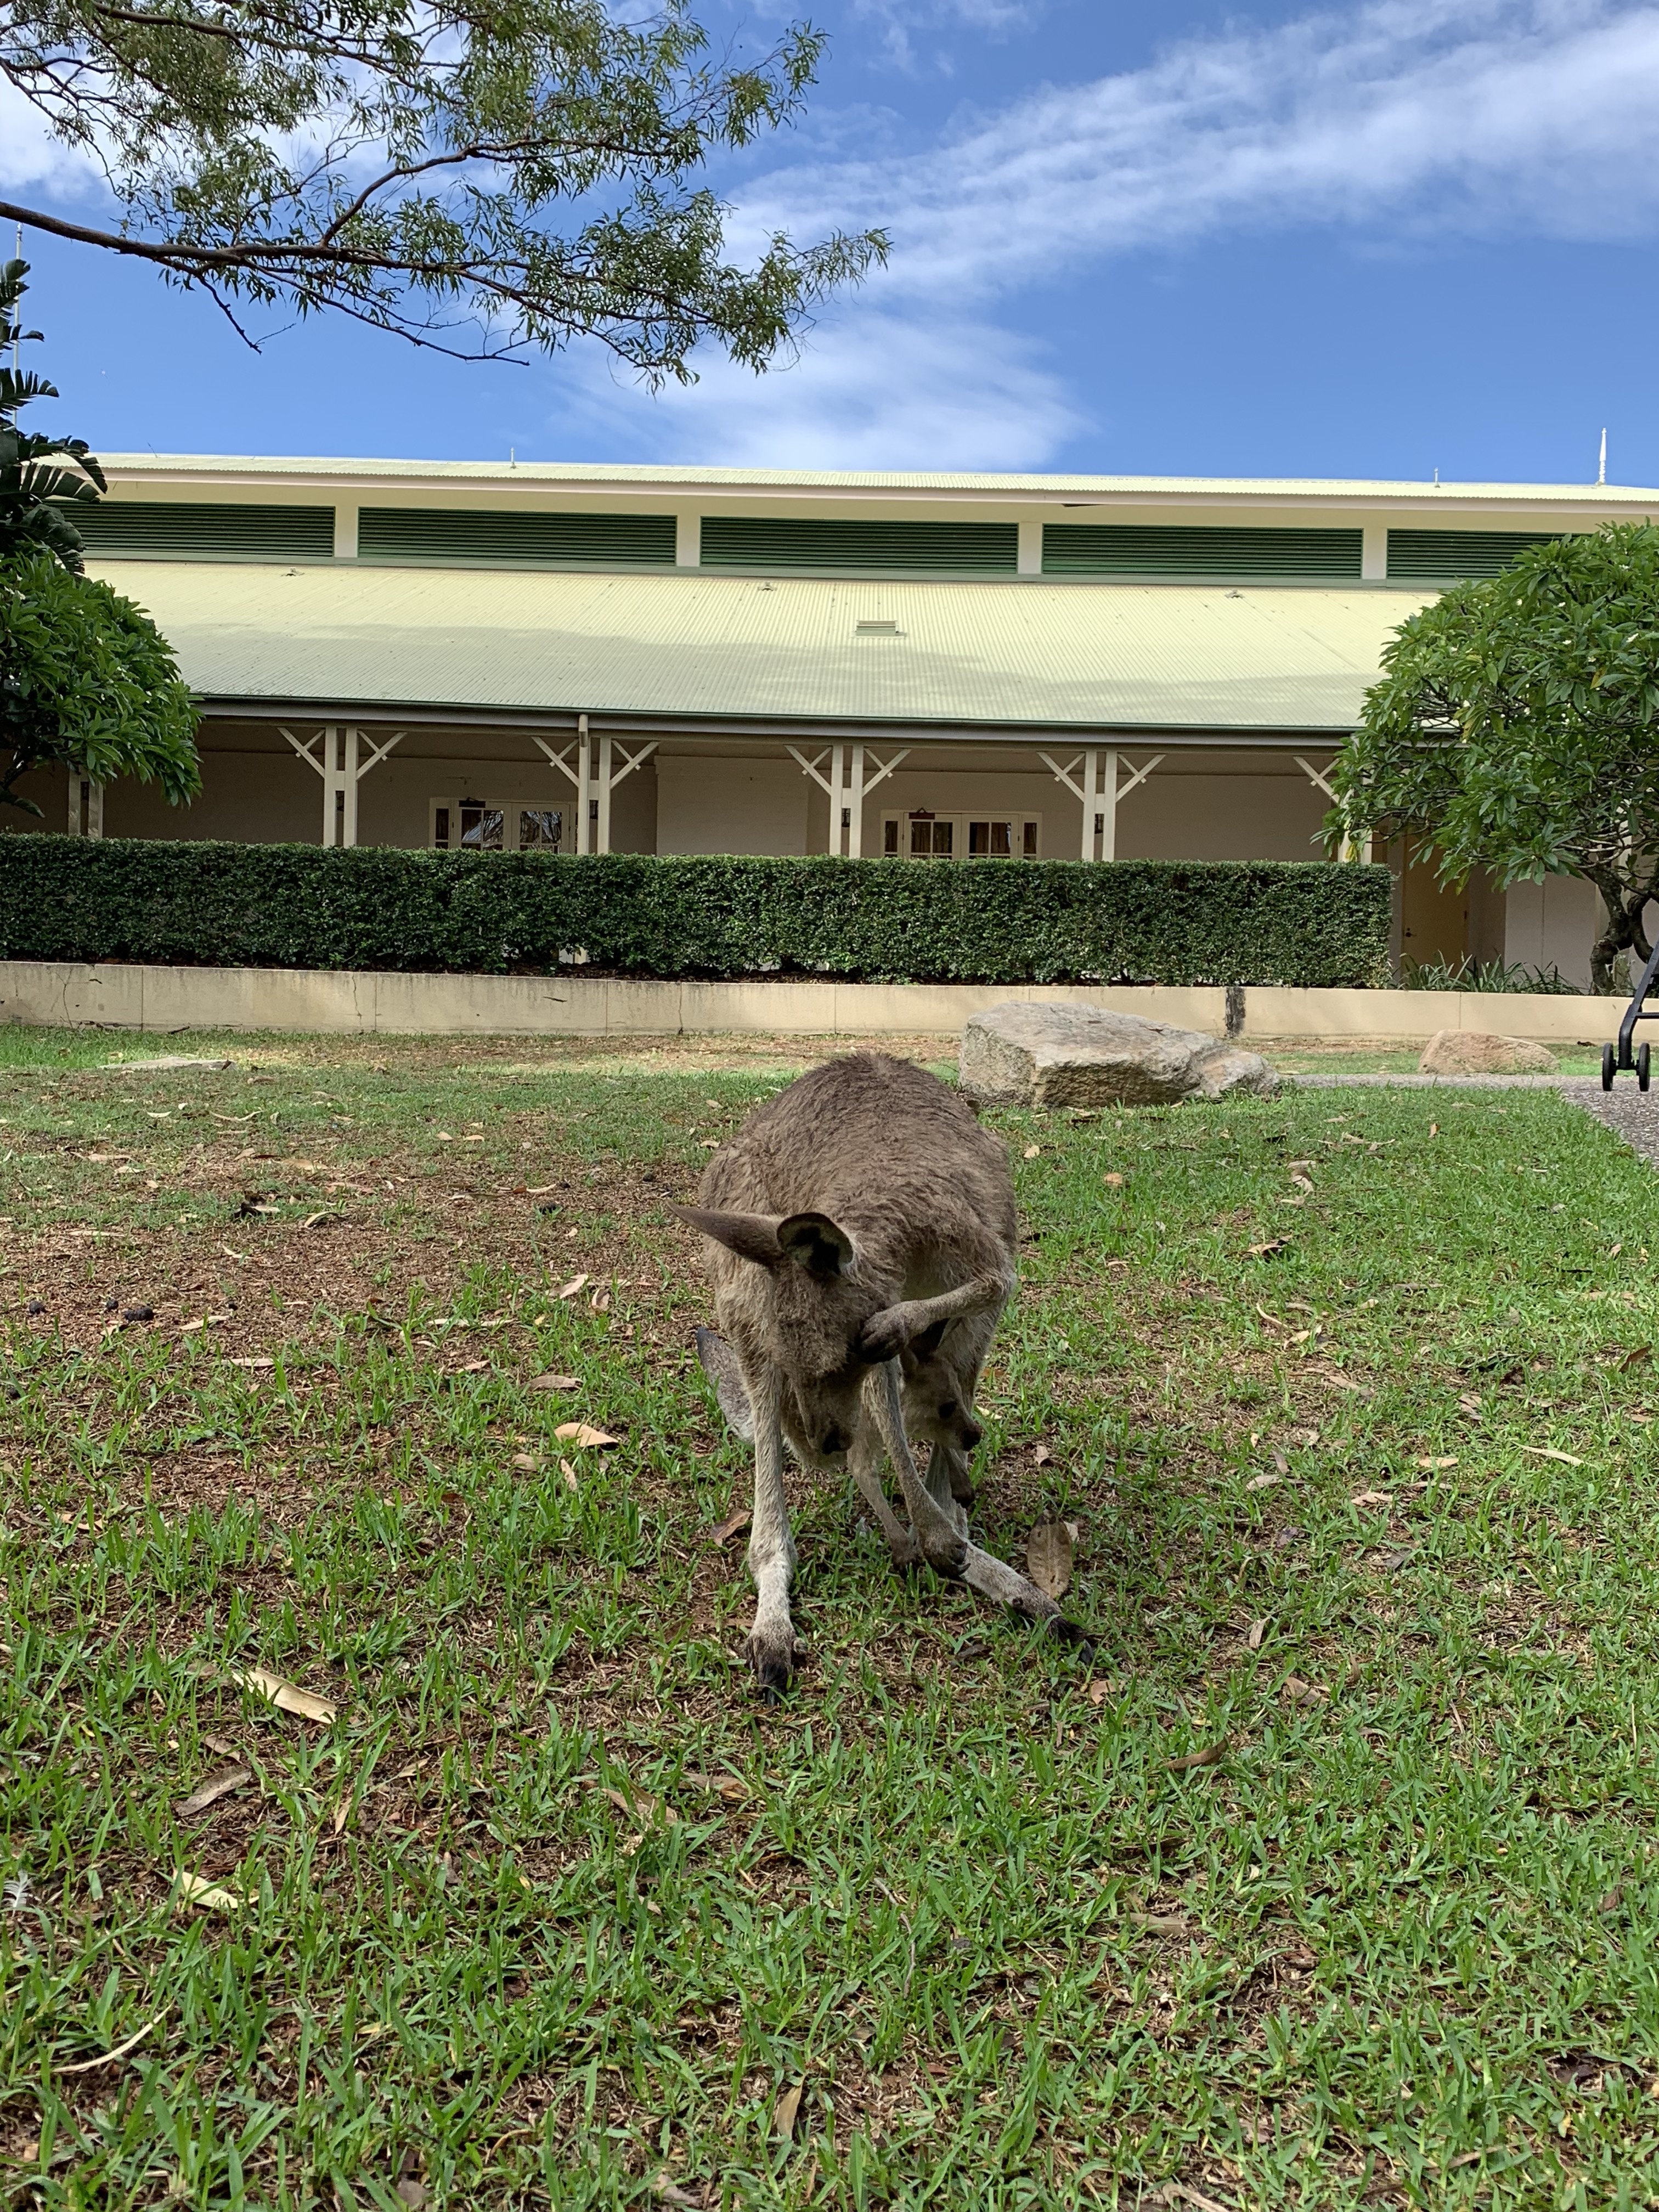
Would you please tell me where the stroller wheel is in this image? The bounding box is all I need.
[1603,1042,1617,1091]
[1640,1043,1651,1092]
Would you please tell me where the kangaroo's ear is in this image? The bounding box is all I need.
[675,1206,784,1267]
[776,1211,855,1278]
[695,1325,755,1442]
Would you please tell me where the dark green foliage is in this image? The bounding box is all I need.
[0,841,1392,986]
[1333,521,1659,989]
[0,552,201,814]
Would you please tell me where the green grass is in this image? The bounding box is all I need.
[4,1038,1659,2209]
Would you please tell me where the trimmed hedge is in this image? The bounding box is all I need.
[0,839,1393,987]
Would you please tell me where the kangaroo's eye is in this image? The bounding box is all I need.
[939,1398,960,1420]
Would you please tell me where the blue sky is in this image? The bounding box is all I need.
[9,0,1659,481]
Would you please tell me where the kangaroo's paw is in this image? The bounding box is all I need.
[1044,1615,1096,1666]
[741,1622,799,1696]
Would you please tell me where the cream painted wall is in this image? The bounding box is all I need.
[1110,769,1330,862]
[656,754,808,855]
[108,751,319,843]
[1503,874,1600,989]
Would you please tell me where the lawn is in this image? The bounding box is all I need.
[3,1032,1658,2211]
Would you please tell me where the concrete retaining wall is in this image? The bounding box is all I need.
[0,960,1632,1041]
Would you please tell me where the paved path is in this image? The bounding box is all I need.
[1559,1077,1659,1167]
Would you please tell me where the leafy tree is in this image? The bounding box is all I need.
[0,260,199,814]
[0,0,887,370]
[1330,524,1659,992]
[0,257,103,571]
[0,548,201,812]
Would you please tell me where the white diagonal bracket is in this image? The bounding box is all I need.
[281,724,404,847]
[1296,754,1369,862]
[535,719,658,853]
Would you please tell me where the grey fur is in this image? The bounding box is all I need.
[679,1051,1088,1690]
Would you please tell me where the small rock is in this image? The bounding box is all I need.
[123,1304,155,1323]
[104,1297,119,1313]
[958,1001,1278,1108]
[1418,1029,1558,1075]
[25,1299,45,1317]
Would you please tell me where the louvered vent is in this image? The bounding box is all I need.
[1386,529,1560,580]
[1043,524,1364,578]
[70,500,335,560]
[357,506,676,567]
[699,517,1018,574]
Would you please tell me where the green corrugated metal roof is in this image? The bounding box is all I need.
[95,454,1659,506]
[93,561,1436,733]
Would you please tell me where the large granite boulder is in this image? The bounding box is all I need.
[959,1001,1279,1108]
[1418,1028,1559,1075]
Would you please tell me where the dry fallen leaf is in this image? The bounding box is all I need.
[678,1768,749,1802]
[1248,1237,1290,1259]
[511,1452,538,1472]
[1245,1618,1268,1651]
[773,2080,805,2141]
[1599,1881,1625,1915]
[708,1506,752,1545]
[1282,1674,1329,1707]
[1087,1678,1117,1706]
[529,1372,580,1392]
[557,1273,590,1300]
[1290,1171,1314,1195]
[554,1421,617,1448]
[1023,1143,1041,1159]
[1103,1172,1125,1188]
[230,1667,338,1724]
[173,1870,249,1914]
[456,1359,490,1375]
[1032,1442,1054,1467]
[1166,1741,1227,1773]
[1415,1455,1458,1470]
[1350,1489,1392,1509]
[560,1459,579,1489]
[175,1765,251,1819]
[1244,1471,1280,1493]
[1519,1444,1585,1467]
[227,1356,274,1370]
[300,1212,335,1231]
[590,1290,612,1313]
[653,2177,702,2208]
[1025,1517,1075,1599]
[603,1784,672,1829]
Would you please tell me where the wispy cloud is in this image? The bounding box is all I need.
[575,0,1659,464]
[744,0,1659,298]
[560,310,1085,467]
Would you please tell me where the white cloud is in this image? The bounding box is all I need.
[0,78,106,196]
[575,0,1659,466]
[559,311,1085,468]
[741,0,1659,300]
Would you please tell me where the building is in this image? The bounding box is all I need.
[33,456,1659,986]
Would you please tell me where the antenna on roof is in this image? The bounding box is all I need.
[1598,427,1607,486]
[510,447,516,469]
[1432,467,1439,487]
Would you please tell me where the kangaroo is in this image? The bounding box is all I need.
[678,1051,1088,1689]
